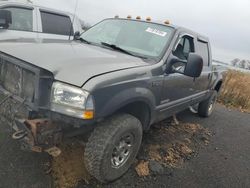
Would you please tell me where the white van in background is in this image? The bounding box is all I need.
[0,1,83,41]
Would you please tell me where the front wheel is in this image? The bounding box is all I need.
[84,114,143,183]
[198,91,218,117]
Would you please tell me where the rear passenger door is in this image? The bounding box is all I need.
[37,10,74,40]
[193,37,211,93]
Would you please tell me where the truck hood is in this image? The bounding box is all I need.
[0,39,149,87]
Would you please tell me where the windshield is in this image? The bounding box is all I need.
[80,19,174,59]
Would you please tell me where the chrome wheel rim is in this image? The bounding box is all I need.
[111,133,134,168]
[208,96,216,113]
[189,104,199,114]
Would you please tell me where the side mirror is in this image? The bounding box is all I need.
[184,53,203,78]
[73,31,81,40]
[0,10,12,29]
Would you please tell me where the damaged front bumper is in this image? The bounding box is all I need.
[14,118,63,156]
[0,90,95,157]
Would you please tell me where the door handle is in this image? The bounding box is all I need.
[208,73,211,79]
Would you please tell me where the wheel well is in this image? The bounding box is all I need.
[214,81,223,92]
[117,101,151,130]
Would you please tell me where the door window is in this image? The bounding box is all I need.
[173,36,194,60]
[40,11,73,35]
[196,41,209,66]
[1,7,33,31]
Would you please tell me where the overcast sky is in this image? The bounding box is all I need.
[34,0,250,62]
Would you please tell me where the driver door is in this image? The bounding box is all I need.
[157,34,197,120]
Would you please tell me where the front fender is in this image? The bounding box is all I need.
[93,87,156,121]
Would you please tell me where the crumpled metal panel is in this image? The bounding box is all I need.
[25,119,63,149]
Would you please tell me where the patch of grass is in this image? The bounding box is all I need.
[139,120,211,169]
[219,70,250,112]
[135,161,150,177]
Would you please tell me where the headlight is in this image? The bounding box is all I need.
[51,82,94,119]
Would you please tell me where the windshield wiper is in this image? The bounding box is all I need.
[78,37,91,44]
[100,42,147,59]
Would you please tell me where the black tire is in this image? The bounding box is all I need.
[84,113,143,183]
[198,90,218,117]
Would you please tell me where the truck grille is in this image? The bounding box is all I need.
[0,55,36,103]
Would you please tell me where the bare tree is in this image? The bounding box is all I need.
[80,20,91,31]
[238,60,247,68]
[230,58,240,66]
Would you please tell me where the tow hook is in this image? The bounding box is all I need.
[12,130,27,140]
[11,119,63,156]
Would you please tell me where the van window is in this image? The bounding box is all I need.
[2,7,33,31]
[40,11,73,35]
[197,41,209,66]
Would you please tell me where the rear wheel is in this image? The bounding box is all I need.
[198,91,218,117]
[84,114,142,183]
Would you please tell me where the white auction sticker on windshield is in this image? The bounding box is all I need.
[146,27,167,37]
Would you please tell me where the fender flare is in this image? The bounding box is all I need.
[213,80,223,92]
[96,87,156,124]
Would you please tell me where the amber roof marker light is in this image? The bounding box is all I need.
[127,15,132,19]
[164,20,170,25]
[146,17,152,21]
[136,16,141,20]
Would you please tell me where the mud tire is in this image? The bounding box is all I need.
[84,114,142,183]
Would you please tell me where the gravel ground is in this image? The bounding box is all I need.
[0,104,250,188]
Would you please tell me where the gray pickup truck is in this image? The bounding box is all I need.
[0,17,223,182]
[0,1,83,40]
